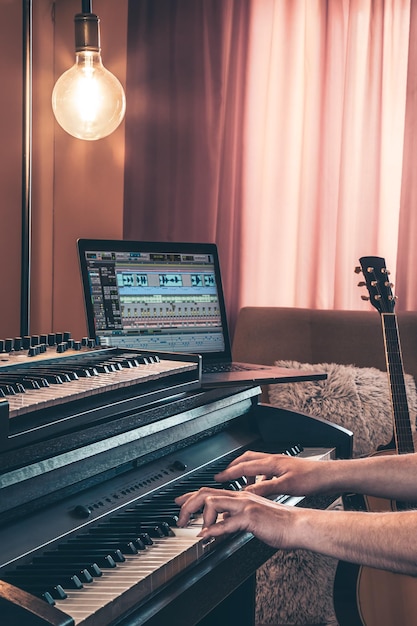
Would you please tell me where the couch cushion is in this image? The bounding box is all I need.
[268,360,417,457]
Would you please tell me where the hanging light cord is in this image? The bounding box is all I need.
[21,0,32,337]
[81,0,92,14]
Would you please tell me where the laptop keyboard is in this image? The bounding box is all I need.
[203,362,268,374]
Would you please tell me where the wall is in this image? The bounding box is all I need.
[0,0,128,341]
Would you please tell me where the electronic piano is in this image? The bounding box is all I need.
[0,334,353,626]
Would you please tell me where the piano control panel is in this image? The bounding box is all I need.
[0,332,96,358]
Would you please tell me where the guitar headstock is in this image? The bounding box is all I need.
[355,256,396,314]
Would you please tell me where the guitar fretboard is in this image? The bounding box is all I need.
[381,313,414,455]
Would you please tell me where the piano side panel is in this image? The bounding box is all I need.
[256,403,353,459]
[0,580,73,626]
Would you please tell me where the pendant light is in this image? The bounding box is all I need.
[52,0,126,141]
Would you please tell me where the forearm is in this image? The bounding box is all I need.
[322,453,417,501]
[215,451,417,501]
[292,507,417,576]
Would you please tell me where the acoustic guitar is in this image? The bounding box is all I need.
[333,256,417,626]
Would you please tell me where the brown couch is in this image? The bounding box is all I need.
[232,306,417,401]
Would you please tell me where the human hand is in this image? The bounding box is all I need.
[175,487,297,548]
[214,451,331,497]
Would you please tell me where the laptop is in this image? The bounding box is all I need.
[77,239,326,388]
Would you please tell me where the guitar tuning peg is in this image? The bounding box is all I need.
[381,268,390,275]
[354,266,362,274]
[357,281,366,287]
[384,281,394,288]
[361,295,370,301]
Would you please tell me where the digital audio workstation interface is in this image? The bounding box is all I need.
[84,250,226,353]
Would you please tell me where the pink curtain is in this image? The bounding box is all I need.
[240,0,410,312]
[124,0,413,329]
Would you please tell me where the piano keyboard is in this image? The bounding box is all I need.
[52,520,210,625]
[0,343,200,420]
[4,353,197,418]
[0,446,333,626]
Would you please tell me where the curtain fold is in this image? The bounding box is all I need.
[397,0,417,310]
[124,0,413,327]
[124,0,250,325]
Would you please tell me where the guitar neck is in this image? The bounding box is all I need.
[381,313,414,454]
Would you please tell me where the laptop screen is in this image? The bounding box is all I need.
[77,239,232,361]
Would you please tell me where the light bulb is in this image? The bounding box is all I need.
[52,12,126,141]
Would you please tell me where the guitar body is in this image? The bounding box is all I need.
[334,451,417,626]
[334,257,417,626]
[357,563,417,626]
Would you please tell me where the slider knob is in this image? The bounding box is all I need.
[30,335,40,347]
[14,337,22,350]
[5,338,14,352]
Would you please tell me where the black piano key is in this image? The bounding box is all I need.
[94,515,171,538]
[69,535,140,555]
[17,563,95,583]
[42,591,56,605]
[45,568,94,584]
[67,536,142,555]
[87,528,149,548]
[0,375,40,390]
[14,368,66,384]
[0,379,26,393]
[32,557,103,577]
[57,544,126,563]
[134,513,180,526]
[6,571,84,590]
[45,549,118,568]
[98,510,180,528]
[138,532,153,546]
[0,383,16,395]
